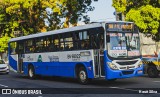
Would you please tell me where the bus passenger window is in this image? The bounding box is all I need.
[48,43,53,51]
[53,37,59,51]
[10,42,17,54]
[26,47,30,53]
[30,46,35,53]
[60,42,64,50]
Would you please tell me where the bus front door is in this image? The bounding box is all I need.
[18,54,24,73]
[94,49,105,77]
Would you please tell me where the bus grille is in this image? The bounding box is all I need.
[117,60,137,65]
[122,70,134,75]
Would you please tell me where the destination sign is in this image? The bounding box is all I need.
[106,23,134,31]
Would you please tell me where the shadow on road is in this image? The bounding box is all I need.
[11,73,142,87]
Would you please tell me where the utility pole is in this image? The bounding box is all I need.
[115,11,125,21]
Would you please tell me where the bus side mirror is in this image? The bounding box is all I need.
[106,35,110,42]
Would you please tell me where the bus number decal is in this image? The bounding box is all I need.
[67,54,81,61]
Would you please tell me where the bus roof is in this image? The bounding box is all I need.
[9,21,134,42]
[9,23,103,42]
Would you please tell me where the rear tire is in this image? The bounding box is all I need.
[147,65,159,78]
[77,67,91,85]
[28,65,36,79]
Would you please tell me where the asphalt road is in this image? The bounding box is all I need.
[0,71,160,97]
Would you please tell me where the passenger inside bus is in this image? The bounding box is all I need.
[30,46,35,53]
[65,45,70,50]
[48,43,54,51]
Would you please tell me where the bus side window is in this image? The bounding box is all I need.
[90,34,98,49]
[53,35,59,51]
[25,47,30,53]
[81,40,89,49]
[78,31,90,50]
[35,38,43,53]
[48,42,53,51]
[10,42,17,54]
[30,46,35,53]
[99,33,104,49]
[64,32,73,51]
[74,32,80,50]
[59,34,65,51]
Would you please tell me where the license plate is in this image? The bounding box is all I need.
[138,70,142,74]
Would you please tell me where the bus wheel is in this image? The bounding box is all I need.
[28,65,36,79]
[147,65,159,78]
[77,67,90,85]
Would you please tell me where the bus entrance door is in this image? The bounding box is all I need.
[18,54,24,73]
[94,49,105,78]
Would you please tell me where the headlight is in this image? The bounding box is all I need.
[137,61,143,68]
[107,62,118,70]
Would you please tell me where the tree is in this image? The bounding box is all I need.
[112,0,160,41]
[56,0,95,28]
[0,0,97,54]
[0,34,10,58]
[0,0,96,35]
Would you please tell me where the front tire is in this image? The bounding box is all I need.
[28,65,36,79]
[77,67,90,85]
[147,65,159,78]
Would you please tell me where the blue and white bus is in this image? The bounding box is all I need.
[8,21,143,84]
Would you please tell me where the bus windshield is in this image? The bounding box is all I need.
[108,32,140,58]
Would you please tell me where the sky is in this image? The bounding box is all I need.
[87,0,116,22]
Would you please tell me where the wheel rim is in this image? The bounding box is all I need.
[29,68,33,78]
[79,71,86,82]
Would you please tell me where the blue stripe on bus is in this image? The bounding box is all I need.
[23,62,94,78]
[9,56,17,71]
[9,55,94,78]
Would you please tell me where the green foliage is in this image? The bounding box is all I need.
[0,35,10,53]
[112,0,127,13]
[57,0,94,28]
[126,5,160,34]
[0,0,97,53]
[112,0,160,41]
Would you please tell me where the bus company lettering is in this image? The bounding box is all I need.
[48,55,59,62]
[27,56,33,61]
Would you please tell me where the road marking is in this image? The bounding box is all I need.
[153,81,160,83]
[109,87,138,92]
[0,84,8,87]
[109,87,119,88]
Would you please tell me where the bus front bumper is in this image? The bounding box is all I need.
[106,66,143,80]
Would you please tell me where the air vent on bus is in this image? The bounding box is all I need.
[117,60,137,65]
[122,70,134,75]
